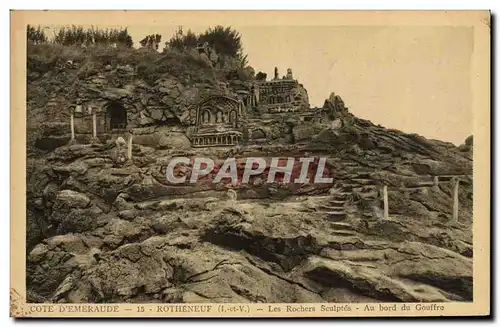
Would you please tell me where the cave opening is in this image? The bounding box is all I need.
[106,102,127,130]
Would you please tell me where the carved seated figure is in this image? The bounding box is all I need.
[113,137,128,166]
[203,111,210,124]
[215,110,224,123]
[229,110,237,125]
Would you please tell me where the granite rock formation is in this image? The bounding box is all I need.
[26,44,473,303]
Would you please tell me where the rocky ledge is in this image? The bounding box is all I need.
[27,193,472,303]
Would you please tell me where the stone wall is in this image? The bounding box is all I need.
[73,113,107,134]
[256,79,309,113]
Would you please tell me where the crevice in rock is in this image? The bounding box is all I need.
[244,256,319,295]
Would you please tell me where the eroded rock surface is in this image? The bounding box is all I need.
[26,45,473,303]
[27,187,472,303]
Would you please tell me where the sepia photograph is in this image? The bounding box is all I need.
[10,10,491,317]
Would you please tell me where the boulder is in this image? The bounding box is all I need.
[53,161,88,176]
[303,256,449,302]
[55,190,90,208]
[41,122,70,137]
[55,207,107,234]
[388,242,472,300]
[103,87,132,100]
[46,234,88,254]
[28,243,50,263]
[35,136,71,151]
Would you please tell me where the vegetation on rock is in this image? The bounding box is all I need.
[27,25,48,44]
[53,25,133,47]
[165,25,248,68]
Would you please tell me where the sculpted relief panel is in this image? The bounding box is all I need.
[196,96,240,132]
[192,96,242,147]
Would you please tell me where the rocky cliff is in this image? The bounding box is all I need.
[26,44,473,304]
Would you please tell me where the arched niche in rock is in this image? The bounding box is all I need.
[106,101,127,130]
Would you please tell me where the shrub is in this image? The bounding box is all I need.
[136,48,212,85]
[53,25,133,47]
[215,55,253,82]
[198,25,243,59]
[165,27,198,51]
[139,34,162,50]
[27,25,48,44]
[164,25,247,67]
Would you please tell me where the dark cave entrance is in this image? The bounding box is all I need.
[106,102,127,130]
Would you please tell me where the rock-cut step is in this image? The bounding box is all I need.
[328,199,346,206]
[330,222,355,231]
[318,204,344,212]
[352,172,373,179]
[340,162,361,168]
[330,192,352,199]
[335,185,354,192]
[325,211,347,221]
[331,230,358,237]
[336,182,359,189]
[352,178,377,186]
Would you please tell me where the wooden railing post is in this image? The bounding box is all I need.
[452,178,459,222]
[92,111,97,138]
[70,113,75,141]
[383,185,389,219]
[127,135,133,160]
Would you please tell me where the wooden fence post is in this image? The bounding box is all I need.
[70,113,75,141]
[452,179,459,222]
[92,112,97,139]
[127,135,133,160]
[383,185,389,219]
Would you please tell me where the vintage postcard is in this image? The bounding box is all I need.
[11,10,490,318]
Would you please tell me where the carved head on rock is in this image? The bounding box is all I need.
[115,137,126,148]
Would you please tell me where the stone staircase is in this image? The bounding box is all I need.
[315,158,381,221]
[337,159,380,202]
[317,192,351,221]
[328,221,359,237]
[318,157,473,224]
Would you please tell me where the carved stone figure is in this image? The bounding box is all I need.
[140,34,162,50]
[216,111,223,123]
[115,136,126,147]
[229,110,237,124]
[203,111,210,123]
[255,72,267,81]
[227,189,237,201]
[253,177,263,186]
[114,137,128,165]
